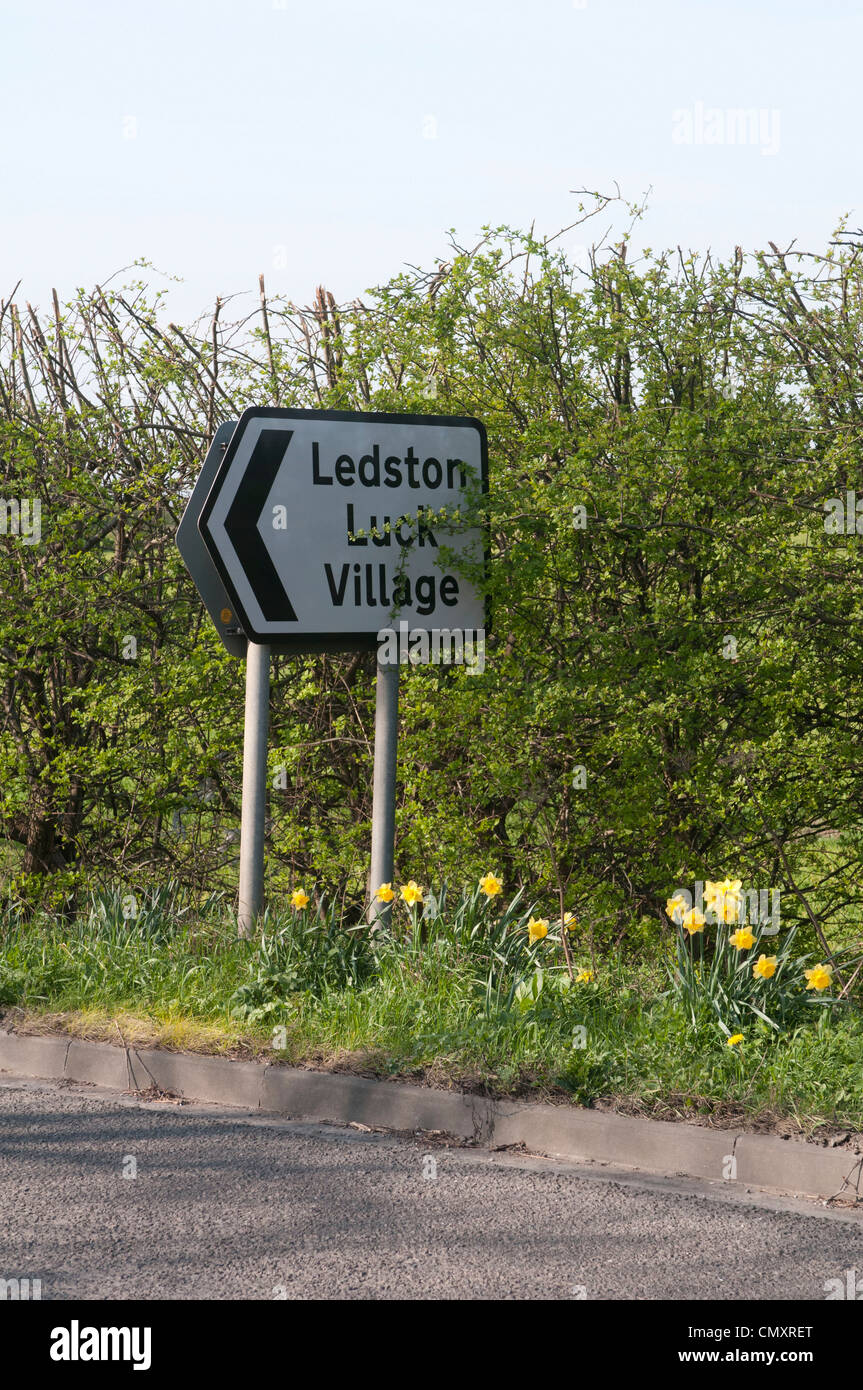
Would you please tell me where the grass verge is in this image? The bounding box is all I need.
[1,885,862,1140]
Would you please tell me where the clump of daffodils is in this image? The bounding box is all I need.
[665,872,845,1035]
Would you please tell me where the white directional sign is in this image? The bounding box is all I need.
[197,407,488,651]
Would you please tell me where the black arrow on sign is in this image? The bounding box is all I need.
[225,429,298,622]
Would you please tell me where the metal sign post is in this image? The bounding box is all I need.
[237,641,271,937]
[367,657,399,926]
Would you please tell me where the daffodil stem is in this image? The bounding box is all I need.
[557,885,574,981]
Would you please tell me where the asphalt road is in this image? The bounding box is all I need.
[2,1074,862,1300]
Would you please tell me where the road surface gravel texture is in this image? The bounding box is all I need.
[1,1075,862,1300]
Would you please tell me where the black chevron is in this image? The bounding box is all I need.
[224,429,297,622]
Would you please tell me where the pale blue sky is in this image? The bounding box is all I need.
[1,0,859,324]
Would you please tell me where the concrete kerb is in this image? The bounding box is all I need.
[0,1030,70,1081]
[491,1100,735,1181]
[259,1066,493,1139]
[130,1049,266,1109]
[735,1132,863,1201]
[0,1028,860,1201]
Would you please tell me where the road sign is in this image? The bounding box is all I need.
[176,421,248,658]
[197,407,488,651]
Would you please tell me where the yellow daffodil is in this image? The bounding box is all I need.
[706,878,742,902]
[479,872,503,898]
[575,968,594,983]
[375,883,395,903]
[729,927,756,951]
[562,912,577,933]
[727,1033,744,1048]
[290,888,310,910]
[528,917,549,943]
[804,963,833,992]
[666,893,687,924]
[681,907,706,935]
[705,877,743,923]
[400,880,424,906]
[752,954,777,980]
